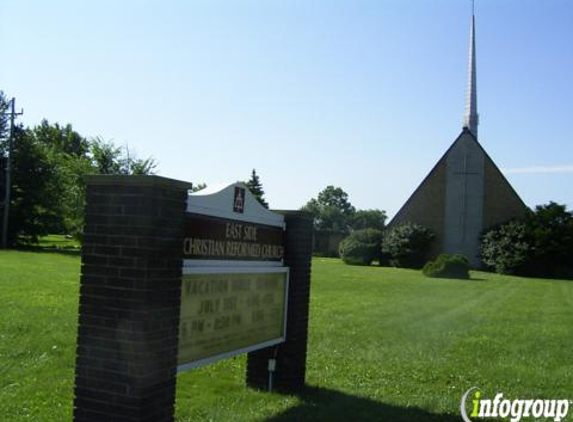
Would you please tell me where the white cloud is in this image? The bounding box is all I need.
[502,165,573,175]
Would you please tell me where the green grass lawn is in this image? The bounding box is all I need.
[0,252,571,421]
[36,235,81,250]
[0,250,81,421]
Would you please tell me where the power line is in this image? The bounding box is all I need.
[1,97,24,249]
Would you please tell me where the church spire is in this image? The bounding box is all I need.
[463,2,479,138]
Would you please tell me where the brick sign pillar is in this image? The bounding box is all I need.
[246,211,313,392]
[73,175,191,422]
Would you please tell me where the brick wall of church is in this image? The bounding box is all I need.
[483,158,529,230]
[389,158,447,260]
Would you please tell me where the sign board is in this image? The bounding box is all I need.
[177,267,288,371]
[177,182,288,371]
[184,214,284,263]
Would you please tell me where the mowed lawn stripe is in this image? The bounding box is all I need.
[307,259,573,414]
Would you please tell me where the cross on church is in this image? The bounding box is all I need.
[453,153,480,240]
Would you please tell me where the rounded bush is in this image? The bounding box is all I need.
[381,223,434,269]
[422,254,470,279]
[481,220,529,275]
[339,229,383,266]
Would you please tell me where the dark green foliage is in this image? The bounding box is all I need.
[8,125,68,243]
[351,209,387,231]
[481,203,573,278]
[127,156,156,175]
[381,223,435,269]
[481,220,530,275]
[90,138,123,174]
[33,121,95,238]
[245,169,268,208]
[422,254,470,279]
[302,186,356,233]
[3,115,157,245]
[524,202,573,278]
[339,228,383,266]
[34,119,90,158]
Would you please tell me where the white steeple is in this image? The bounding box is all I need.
[463,3,479,138]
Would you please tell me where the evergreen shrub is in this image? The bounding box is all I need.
[422,254,470,279]
[339,229,383,266]
[381,223,434,269]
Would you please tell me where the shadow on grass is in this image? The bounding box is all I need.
[263,386,459,422]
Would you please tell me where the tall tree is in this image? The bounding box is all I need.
[31,120,93,235]
[34,119,89,157]
[245,169,268,209]
[525,202,573,277]
[302,186,356,233]
[481,202,573,278]
[4,119,158,244]
[7,124,69,242]
[90,138,125,174]
[351,209,387,231]
[90,137,157,175]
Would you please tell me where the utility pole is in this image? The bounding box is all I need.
[1,97,24,249]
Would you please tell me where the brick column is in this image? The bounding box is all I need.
[246,211,313,393]
[73,175,191,422]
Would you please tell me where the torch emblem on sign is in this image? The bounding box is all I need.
[233,187,245,213]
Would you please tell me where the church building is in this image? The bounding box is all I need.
[388,10,529,267]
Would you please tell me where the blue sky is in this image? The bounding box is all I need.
[2,0,572,218]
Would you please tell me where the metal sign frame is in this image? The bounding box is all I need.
[177,265,289,373]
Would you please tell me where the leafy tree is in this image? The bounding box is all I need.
[28,120,93,236]
[129,157,157,175]
[381,222,435,269]
[480,202,573,278]
[90,137,157,176]
[339,228,383,266]
[524,202,573,278]
[351,209,387,231]
[3,117,158,244]
[191,183,207,193]
[481,220,530,275]
[245,169,268,208]
[90,138,125,174]
[302,186,356,233]
[7,125,68,243]
[34,119,89,157]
